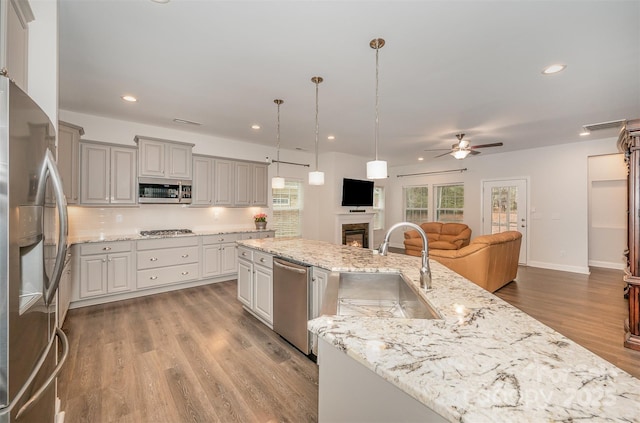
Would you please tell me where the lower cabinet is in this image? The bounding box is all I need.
[202,233,241,278]
[74,241,134,300]
[137,237,199,289]
[311,267,330,355]
[237,246,274,326]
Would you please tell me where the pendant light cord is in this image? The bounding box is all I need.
[276,100,281,177]
[315,79,320,171]
[375,41,380,161]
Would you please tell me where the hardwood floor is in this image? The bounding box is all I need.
[58,280,318,423]
[495,265,640,379]
[59,265,640,422]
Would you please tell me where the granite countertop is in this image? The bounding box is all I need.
[237,237,640,422]
[68,227,274,245]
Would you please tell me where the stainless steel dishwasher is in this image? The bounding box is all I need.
[273,257,311,355]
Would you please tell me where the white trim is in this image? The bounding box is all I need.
[526,261,591,275]
[335,213,375,247]
[588,260,625,270]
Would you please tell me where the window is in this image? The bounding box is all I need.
[373,186,385,230]
[404,186,429,224]
[435,184,464,222]
[272,180,303,238]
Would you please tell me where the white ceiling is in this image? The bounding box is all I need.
[58,0,640,167]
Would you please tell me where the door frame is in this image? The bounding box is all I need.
[480,177,530,265]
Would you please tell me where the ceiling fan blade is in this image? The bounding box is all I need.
[468,150,481,155]
[469,142,504,149]
[424,148,450,152]
[433,151,452,158]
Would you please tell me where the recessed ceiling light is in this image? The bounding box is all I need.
[121,95,137,102]
[579,129,590,136]
[251,124,261,130]
[542,64,566,75]
[327,135,335,141]
[151,0,170,3]
[418,157,424,161]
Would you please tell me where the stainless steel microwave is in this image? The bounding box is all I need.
[138,177,192,204]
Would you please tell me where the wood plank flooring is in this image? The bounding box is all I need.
[59,265,640,422]
[58,280,318,423]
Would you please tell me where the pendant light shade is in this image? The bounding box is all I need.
[271,99,286,189]
[308,76,325,186]
[366,38,388,180]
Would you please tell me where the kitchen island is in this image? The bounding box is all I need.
[237,237,640,422]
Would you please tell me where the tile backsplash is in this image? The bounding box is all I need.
[67,205,270,239]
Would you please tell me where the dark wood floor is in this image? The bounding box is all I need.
[59,265,640,422]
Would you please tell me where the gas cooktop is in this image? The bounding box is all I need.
[139,229,194,237]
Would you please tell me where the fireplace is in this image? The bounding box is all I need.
[342,223,369,248]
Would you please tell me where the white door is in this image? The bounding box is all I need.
[482,179,528,264]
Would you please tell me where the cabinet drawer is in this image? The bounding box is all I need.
[137,246,199,270]
[79,241,132,256]
[137,263,199,289]
[202,233,241,245]
[241,231,275,240]
[254,251,273,269]
[238,246,253,261]
[137,236,198,250]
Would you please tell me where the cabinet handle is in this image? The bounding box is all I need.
[259,258,265,263]
[242,252,247,256]
[103,247,111,251]
[102,259,106,263]
[108,258,112,262]
[150,257,158,261]
[181,254,189,258]
[150,276,158,280]
[219,238,225,242]
[181,271,189,275]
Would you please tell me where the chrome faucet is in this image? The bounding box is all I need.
[378,222,432,290]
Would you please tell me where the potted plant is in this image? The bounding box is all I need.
[254,213,267,230]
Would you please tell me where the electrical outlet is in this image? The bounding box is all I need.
[115,214,123,223]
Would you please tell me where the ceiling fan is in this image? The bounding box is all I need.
[426,134,503,159]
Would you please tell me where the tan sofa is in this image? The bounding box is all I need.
[429,231,522,292]
[404,222,471,257]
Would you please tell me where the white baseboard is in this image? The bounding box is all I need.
[588,260,626,270]
[525,261,591,275]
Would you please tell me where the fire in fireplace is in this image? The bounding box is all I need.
[342,223,369,248]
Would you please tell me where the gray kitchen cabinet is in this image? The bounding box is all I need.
[136,236,199,289]
[75,241,134,300]
[234,161,252,206]
[79,141,137,205]
[237,246,273,326]
[201,233,241,277]
[213,158,234,206]
[241,230,275,240]
[57,248,74,328]
[135,135,194,179]
[57,121,84,204]
[192,155,213,205]
[252,163,268,206]
[310,266,330,354]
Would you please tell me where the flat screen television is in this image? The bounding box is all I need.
[341,178,374,207]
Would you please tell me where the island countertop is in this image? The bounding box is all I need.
[237,237,640,422]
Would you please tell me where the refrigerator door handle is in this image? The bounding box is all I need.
[15,328,69,421]
[0,328,69,420]
[36,149,69,306]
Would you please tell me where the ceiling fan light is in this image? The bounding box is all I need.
[308,171,325,186]
[452,149,470,160]
[272,176,285,189]
[367,160,388,179]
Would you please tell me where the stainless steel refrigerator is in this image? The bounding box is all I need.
[0,76,69,422]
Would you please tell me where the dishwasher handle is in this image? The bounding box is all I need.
[273,259,308,274]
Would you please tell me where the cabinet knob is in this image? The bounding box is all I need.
[181,271,189,275]
[219,238,225,242]
[150,257,158,261]
[242,252,246,256]
[259,258,265,263]
[150,276,158,280]
[102,259,106,263]
[181,254,189,258]
[103,247,111,251]
[108,258,112,262]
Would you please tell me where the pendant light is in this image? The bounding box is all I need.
[271,99,285,189]
[308,76,325,186]
[366,38,388,179]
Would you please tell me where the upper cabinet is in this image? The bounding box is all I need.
[1,0,34,91]
[192,155,269,208]
[135,135,194,180]
[57,121,84,204]
[80,141,137,205]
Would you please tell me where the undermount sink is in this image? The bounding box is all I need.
[321,272,439,319]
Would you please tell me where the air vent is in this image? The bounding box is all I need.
[583,119,626,132]
[173,118,202,126]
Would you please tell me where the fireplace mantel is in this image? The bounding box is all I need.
[335,213,375,247]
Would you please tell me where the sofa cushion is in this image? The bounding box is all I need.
[404,222,472,255]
